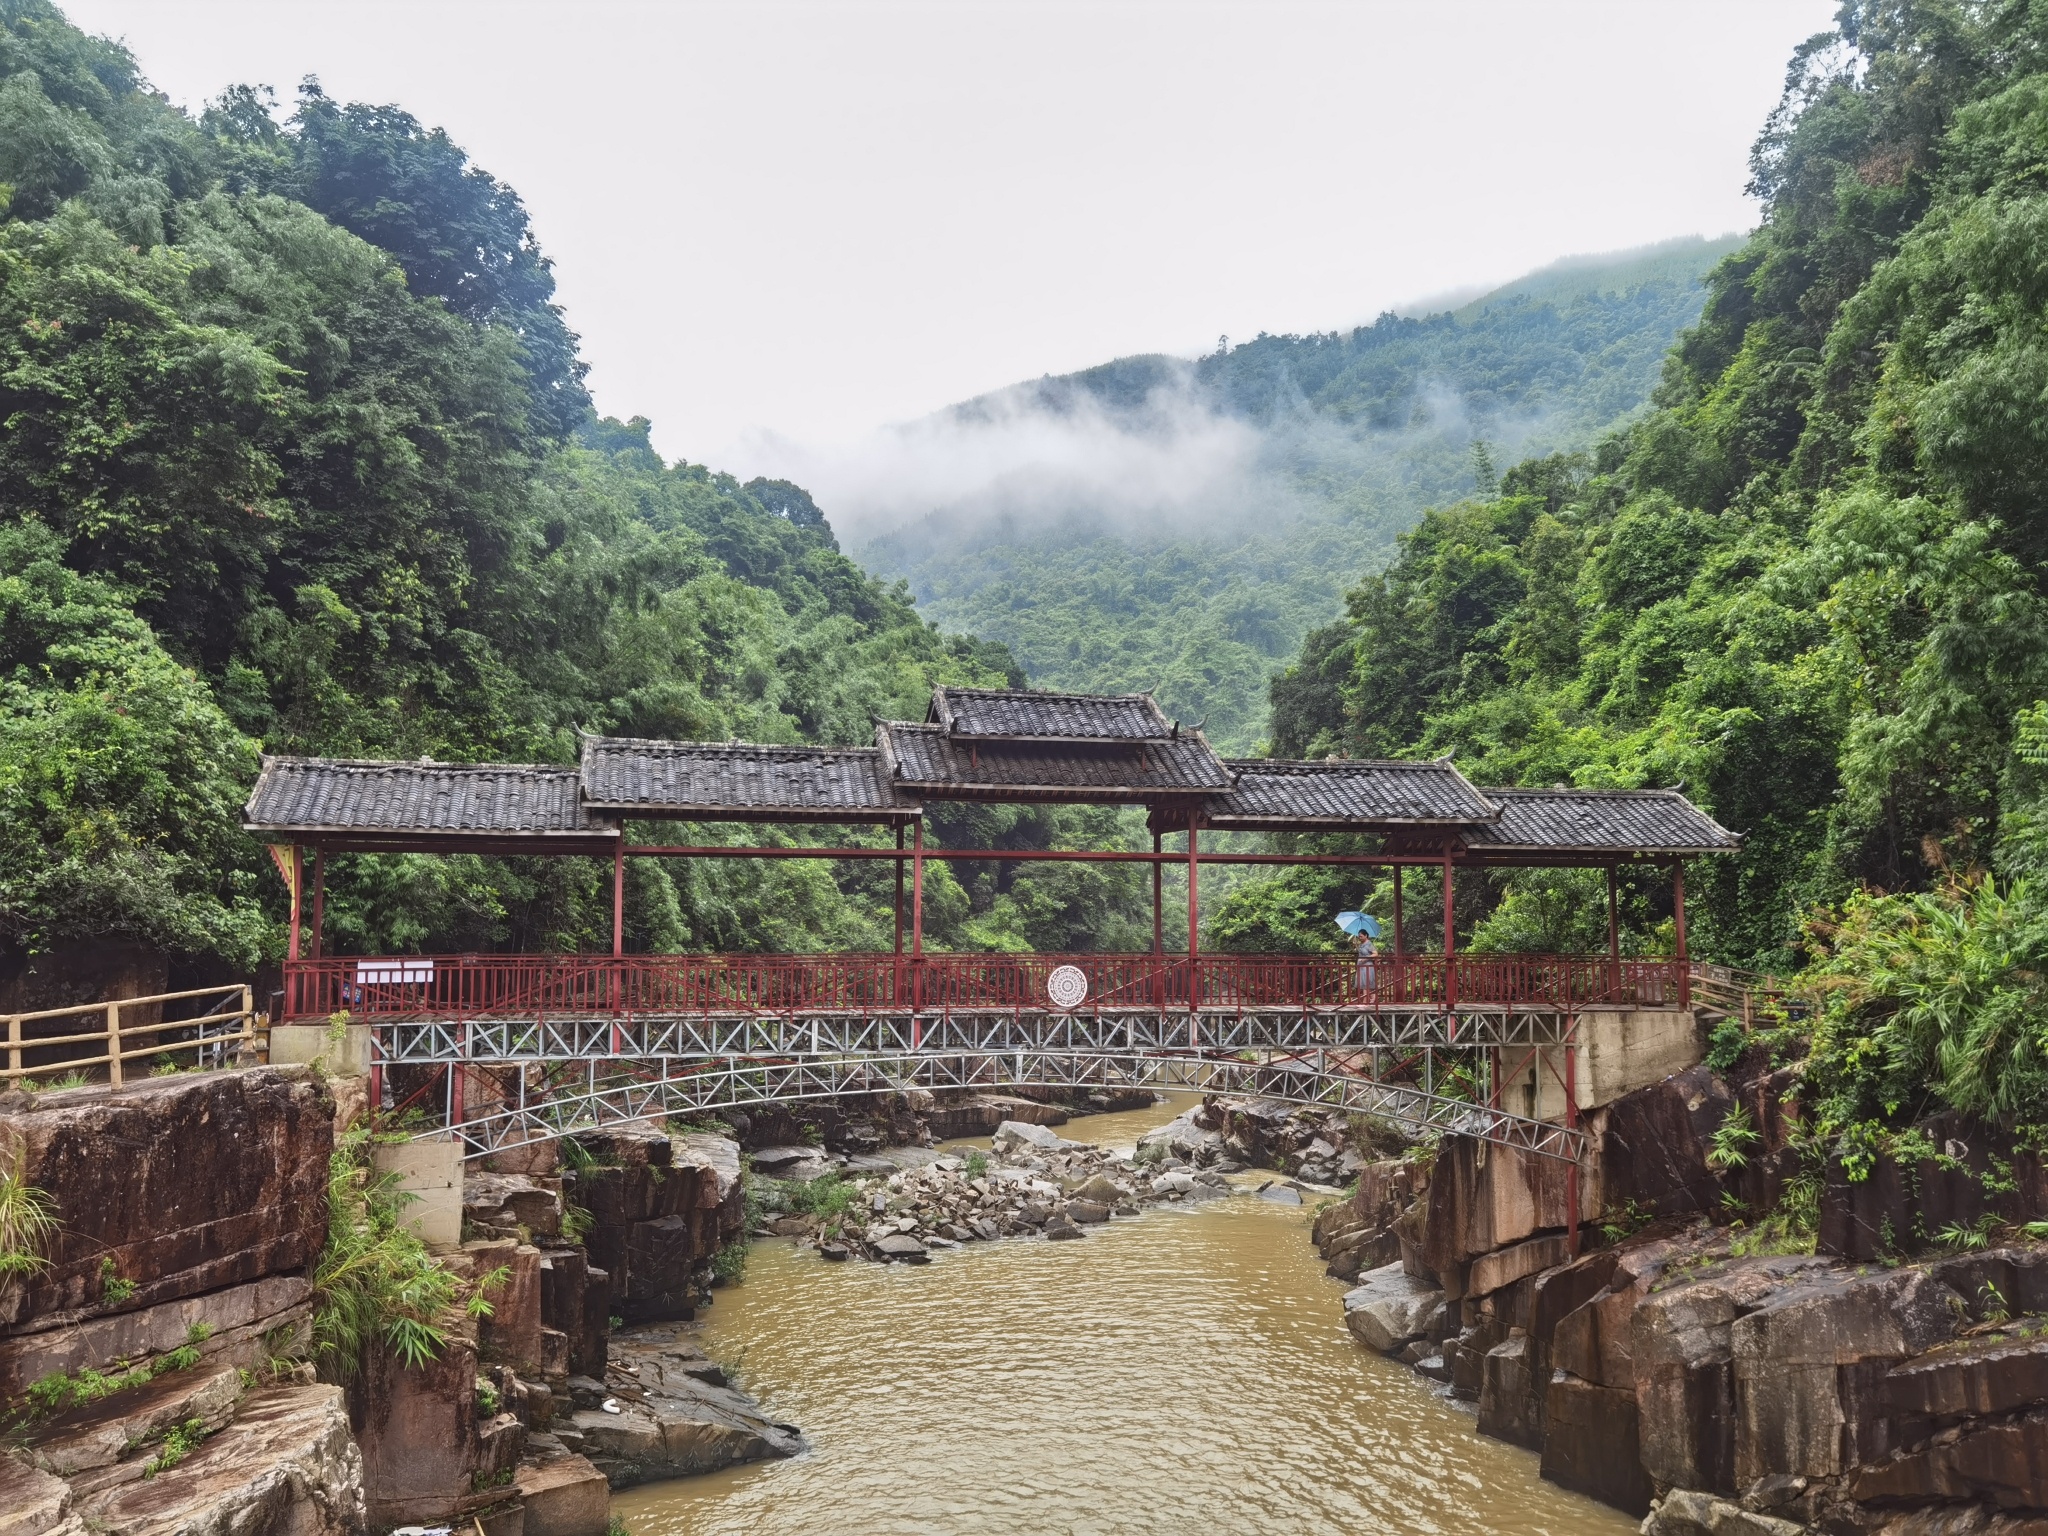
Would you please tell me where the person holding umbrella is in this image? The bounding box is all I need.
[1336,910,1382,998]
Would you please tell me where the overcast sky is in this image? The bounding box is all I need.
[63,1,1837,468]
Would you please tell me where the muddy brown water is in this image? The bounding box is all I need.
[613,1096,1635,1535]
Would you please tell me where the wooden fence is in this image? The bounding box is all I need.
[2,984,259,1086]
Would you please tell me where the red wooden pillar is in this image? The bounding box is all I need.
[1152,830,1164,1007]
[1673,859,1689,1009]
[610,840,627,1050]
[1565,1028,1581,1256]
[612,842,625,959]
[285,845,303,1019]
[912,819,925,1022]
[1441,855,1456,1012]
[894,824,906,957]
[310,847,325,961]
[1392,867,1404,995]
[1607,862,1620,999]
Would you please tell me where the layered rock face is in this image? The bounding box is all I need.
[458,1125,798,1497]
[0,1069,352,1535]
[1310,1065,2048,1531]
[0,1071,330,1349]
[564,1126,746,1322]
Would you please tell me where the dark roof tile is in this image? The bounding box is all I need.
[244,758,605,838]
[580,737,918,821]
[1465,789,1742,855]
[879,721,1230,799]
[1209,759,1498,827]
[930,687,1173,740]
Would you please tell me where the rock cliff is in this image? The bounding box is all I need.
[1307,1068,2048,1531]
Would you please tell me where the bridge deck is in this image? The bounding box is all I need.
[284,950,1684,1021]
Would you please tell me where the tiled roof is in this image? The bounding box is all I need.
[878,721,1232,799]
[930,687,1174,741]
[1207,759,1499,828]
[244,757,608,839]
[580,736,919,822]
[1464,789,1743,855]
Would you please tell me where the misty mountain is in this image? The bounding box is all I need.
[852,236,1739,751]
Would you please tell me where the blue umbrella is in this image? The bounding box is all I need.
[1335,911,1383,939]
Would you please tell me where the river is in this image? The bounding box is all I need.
[614,1096,1635,1535]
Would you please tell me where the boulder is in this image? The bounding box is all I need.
[1067,1200,1110,1224]
[1325,1226,1400,1283]
[514,1454,610,1536]
[1343,1262,1446,1355]
[538,1247,609,1379]
[1069,1174,1124,1206]
[1632,1271,1741,1496]
[746,1146,826,1176]
[871,1233,929,1262]
[461,1172,563,1241]
[1137,1111,1224,1165]
[1420,1133,1583,1289]
[1641,1488,1805,1536]
[992,1120,1070,1152]
[1256,1184,1303,1205]
[72,1385,364,1536]
[460,1239,546,1377]
[922,1095,1066,1140]
[352,1333,485,1525]
[556,1333,799,1488]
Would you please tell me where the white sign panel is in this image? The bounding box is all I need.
[1046,964,1088,1009]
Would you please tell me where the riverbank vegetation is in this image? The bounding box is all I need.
[1235,0,2048,1170]
[0,0,1173,971]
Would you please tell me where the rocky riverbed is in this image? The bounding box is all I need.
[750,1114,1293,1263]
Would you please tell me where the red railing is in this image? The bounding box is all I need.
[280,952,1684,1021]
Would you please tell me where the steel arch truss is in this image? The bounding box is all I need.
[436,1048,1587,1164]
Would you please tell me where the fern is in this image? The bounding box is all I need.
[309,1127,467,1379]
[0,1141,58,1280]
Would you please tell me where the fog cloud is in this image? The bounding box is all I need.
[730,363,1308,551]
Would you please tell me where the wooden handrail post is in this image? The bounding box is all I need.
[107,1000,122,1087]
[5,1013,18,1083]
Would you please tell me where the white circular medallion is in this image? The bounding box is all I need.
[1046,964,1088,1010]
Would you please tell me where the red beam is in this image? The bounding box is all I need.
[620,844,1516,867]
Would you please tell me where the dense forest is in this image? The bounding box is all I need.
[861,238,1737,751]
[0,0,1175,977]
[1225,0,2048,1144]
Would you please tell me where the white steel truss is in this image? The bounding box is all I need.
[373,1004,1582,1063]
[430,1048,1587,1164]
